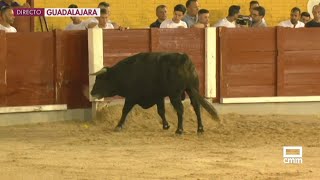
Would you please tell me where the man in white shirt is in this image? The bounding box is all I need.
[0,6,16,32]
[85,2,127,30]
[65,4,86,31]
[84,2,110,28]
[91,8,114,29]
[213,5,240,28]
[278,7,305,28]
[160,4,188,28]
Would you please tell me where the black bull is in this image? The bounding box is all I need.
[90,52,220,134]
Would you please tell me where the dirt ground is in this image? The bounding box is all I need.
[0,102,320,180]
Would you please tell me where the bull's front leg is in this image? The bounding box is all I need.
[114,100,135,131]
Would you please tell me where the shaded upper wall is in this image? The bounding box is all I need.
[33,0,308,31]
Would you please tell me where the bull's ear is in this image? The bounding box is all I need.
[89,67,108,76]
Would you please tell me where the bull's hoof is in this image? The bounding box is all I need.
[197,127,204,134]
[163,124,170,130]
[114,125,123,132]
[175,129,183,135]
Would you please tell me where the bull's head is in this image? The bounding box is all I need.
[90,67,117,99]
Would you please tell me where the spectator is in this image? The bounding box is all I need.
[278,7,304,28]
[191,9,210,28]
[97,2,121,29]
[160,4,187,28]
[150,5,167,28]
[0,6,16,32]
[86,2,127,30]
[249,1,266,25]
[213,5,240,28]
[65,4,86,31]
[85,2,110,28]
[250,6,267,27]
[97,1,111,15]
[300,12,311,24]
[0,0,30,8]
[305,5,320,27]
[90,8,114,29]
[182,0,199,27]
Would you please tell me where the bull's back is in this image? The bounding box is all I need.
[112,52,198,97]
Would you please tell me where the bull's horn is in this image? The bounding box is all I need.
[89,67,107,76]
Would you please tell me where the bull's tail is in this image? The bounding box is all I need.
[191,88,220,121]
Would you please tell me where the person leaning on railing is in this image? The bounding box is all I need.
[64,4,86,31]
[88,8,126,30]
[94,8,114,29]
[0,0,30,8]
[0,6,16,32]
[84,1,128,30]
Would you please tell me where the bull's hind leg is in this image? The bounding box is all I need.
[186,89,204,134]
[115,100,134,131]
[169,96,184,134]
[157,98,170,130]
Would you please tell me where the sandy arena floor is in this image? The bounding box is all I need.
[0,102,319,179]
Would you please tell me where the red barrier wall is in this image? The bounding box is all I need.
[219,27,320,101]
[219,27,277,98]
[0,28,206,108]
[6,32,55,106]
[277,27,320,96]
[0,30,90,108]
[2,27,320,108]
[0,31,6,106]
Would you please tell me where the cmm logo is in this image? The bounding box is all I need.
[283,146,303,164]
